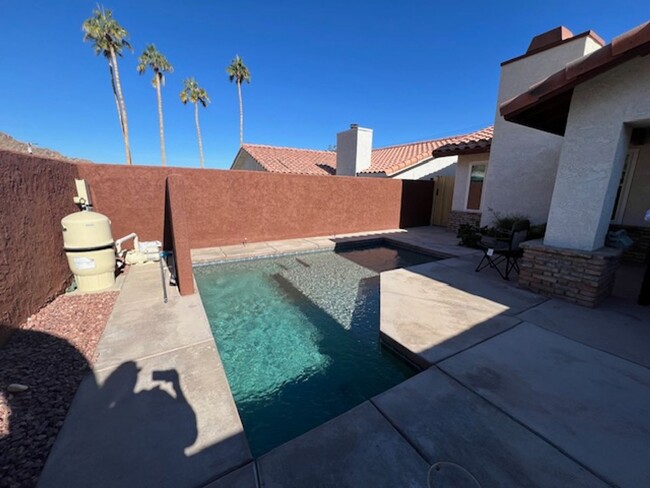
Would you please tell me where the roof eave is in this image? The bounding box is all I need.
[432,144,492,157]
[500,22,650,136]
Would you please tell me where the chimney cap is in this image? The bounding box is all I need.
[527,26,574,53]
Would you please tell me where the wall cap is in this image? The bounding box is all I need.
[521,239,623,260]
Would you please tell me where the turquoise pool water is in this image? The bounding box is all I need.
[194,243,439,456]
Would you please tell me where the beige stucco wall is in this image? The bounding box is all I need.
[391,155,457,180]
[481,36,603,227]
[545,56,650,250]
[622,143,650,227]
[452,153,490,212]
[231,151,266,172]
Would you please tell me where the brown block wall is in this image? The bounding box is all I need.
[518,240,622,307]
[0,151,80,343]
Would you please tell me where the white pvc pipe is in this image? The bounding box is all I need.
[115,233,139,257]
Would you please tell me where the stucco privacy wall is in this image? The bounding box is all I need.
[1,154,433,342]
[481,36,603,227]
[0,151,79,344]
[77,164,433,247]
[76,164,170,242]
[172,170,433,248]
[545,56,650,250]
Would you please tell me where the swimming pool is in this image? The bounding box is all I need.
[194,243,439,456]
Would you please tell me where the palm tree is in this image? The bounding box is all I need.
[226,55,251,147]
[180,78,210,168]
[137,45,173,166]
[82,6,133,165]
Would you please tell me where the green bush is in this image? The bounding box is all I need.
[456,224,482,248]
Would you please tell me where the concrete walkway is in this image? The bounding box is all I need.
[38,262,252,488]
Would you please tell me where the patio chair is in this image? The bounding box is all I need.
[475,220,530,280]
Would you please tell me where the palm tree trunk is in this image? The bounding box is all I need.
[155,75,166,167]
[195,102,204,168]
[237,81,244,147]
[108,63,125,138]
[110,47,132,165]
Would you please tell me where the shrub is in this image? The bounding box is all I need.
[456,224,482,248]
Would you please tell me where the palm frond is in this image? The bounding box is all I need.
[226,55,251,84]
[82,6,131,59]
[179,77,210,107]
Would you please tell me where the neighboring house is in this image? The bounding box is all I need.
[231,125,493,181]
[465,21,650,306]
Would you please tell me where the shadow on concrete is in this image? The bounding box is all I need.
[1,327,249,488]
[374,252,650,487]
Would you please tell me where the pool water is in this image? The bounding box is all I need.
[194,243,439,456]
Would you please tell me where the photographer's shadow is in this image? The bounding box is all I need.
[40,359,216,488]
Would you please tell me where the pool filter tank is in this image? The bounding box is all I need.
[61,210,116,292]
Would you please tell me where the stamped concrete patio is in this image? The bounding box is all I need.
[38,227,650,487]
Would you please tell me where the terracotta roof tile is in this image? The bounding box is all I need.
[242,144,336,175]
[432,126,494,157]
[239,126,493,176]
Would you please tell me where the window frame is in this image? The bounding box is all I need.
[465,162,488,212]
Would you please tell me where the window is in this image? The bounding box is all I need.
[611,149,638,223]
[467,164,486,210]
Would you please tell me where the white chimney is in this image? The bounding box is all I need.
[336,124,373,176]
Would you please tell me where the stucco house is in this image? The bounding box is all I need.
[453,22,650,306]
[231,125,493,181]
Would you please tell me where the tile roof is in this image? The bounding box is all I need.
[240,144,336,175]
[239,126,493,177]
[500,21,650,135]
[432,126,494,157]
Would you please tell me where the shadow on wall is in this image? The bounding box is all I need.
[0,329,244,488]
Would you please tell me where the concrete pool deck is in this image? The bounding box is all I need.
[39,227,650,487]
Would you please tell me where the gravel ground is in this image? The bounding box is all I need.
[0,291,118,488]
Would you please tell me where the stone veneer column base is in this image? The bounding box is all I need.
[518,239,622,308]
[447,211,481,233]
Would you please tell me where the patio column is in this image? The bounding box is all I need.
[544,124,631,251]
[519,119,629,307]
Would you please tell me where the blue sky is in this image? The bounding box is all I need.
[0,1,644,169]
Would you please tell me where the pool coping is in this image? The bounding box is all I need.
[191,229,459,267]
